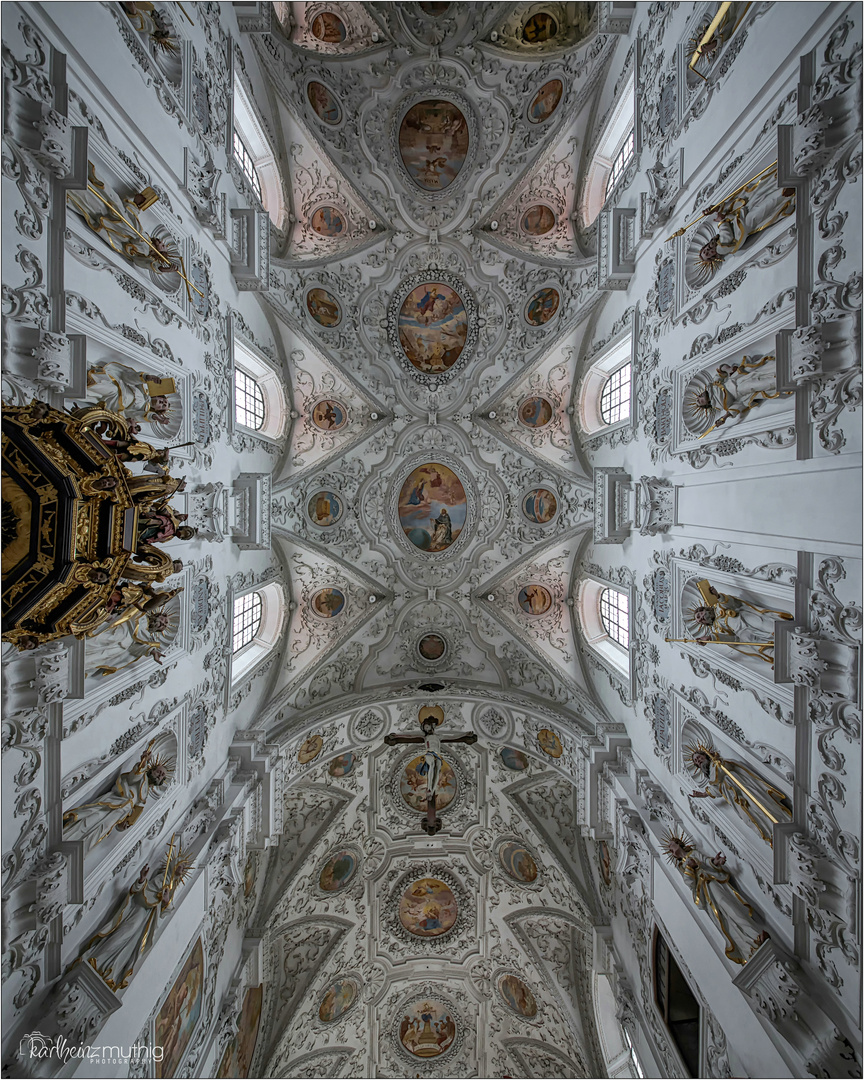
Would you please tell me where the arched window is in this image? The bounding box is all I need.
[581,73,636,225]
[232,590,263,653]
[599,362,632,425]
[594,972,647,1079]
[232,128,262,202]
[234,368,266,431]
[576,577,632,683]
[578,330,635,437]
[605,129,635,200]
[231,327,287,441]
[231,582,286,685]
[600,587,630,648]
[654,931,701,1077]
[232,75,285,226]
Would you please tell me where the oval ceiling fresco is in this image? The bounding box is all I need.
[521,204,556,235]
[537,728,563,758]
[518,396,554,428]
[311,12,347,42]
[398,282,468,374]
[310,206,345,236]
[311,399,348,430]
[399,877,458,937]
[311,587,345,618]
[401,755,456,812]
[328,752,356,777]
[306,287,341,327]
[499,840,539,883]
[308,490,343,526]
[398,463,466,552]
[398,100,469,191]
[522,11,558,42]
[501,747,530,771]
[399,999,457,1058]
[528,78,563,123]
[307,80,342,125]
[319,849,357,891]
[525,287,560,325]
[318,978,358,1023]
[518,584,552,615]
[522,488,557,524]
[499,974,539,1018]
[298,734,324,763]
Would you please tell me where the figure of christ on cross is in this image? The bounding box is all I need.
[385,717,477,835]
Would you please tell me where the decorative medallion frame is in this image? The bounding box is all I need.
[387,450,479,560]
[384,861,474,955]
[389,89,480,201]
[494,834,545,892]
[312,842,364,898]
[386,746,469,824]
[385,983,468,1070]
[386,270,479,387]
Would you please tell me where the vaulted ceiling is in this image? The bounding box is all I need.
[243,3,624,1074]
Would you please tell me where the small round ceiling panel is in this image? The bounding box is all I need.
[398,877,457,937]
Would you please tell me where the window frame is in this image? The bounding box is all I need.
[228,581,286,689]
[577,320,638,439]
[229,319,287,442]
[580,72,638,225]
[234,367,267,432]
[604,128,635,200]
[575,575,634,687]
[600,586,630,649]
[232,126,263,202]
[230,71,285,226]
[232,589,263,654]
[599,361,632,427]
[653,929,702,1078]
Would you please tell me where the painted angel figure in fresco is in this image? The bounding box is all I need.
[688,355,792,435]
[687,578,793,663]
[663,833,768,965]
[385,717,477,835]
[686,742,792,848]
[73,839,193,991]
[63,741,173,856]
[67,162,179,275]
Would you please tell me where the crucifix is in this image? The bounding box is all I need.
[384,706,477,835]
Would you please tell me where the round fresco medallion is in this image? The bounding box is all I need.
[522,488,558,525]
[311,206,345,237]
[401,756,456,812]
[499,841,539,883]
[399,100,469,191]
[418,704,445,727]
[518,584,552,616]
[537,728,563,758]
[298,734,324,764]
[398,463,467,552]
[311,11,347,42]
[518,396,554,428]
[311,587,345,619]
[528,78,563,124]
[398,283,468,374]
[319,850,357,892]
[308,490,342,527]
[501,747,530,771]
[417,0,450,12]
[399,998,457,1058]
[307,80,342,125]
[499,974,539,1018]
[418,633,446,662]
[318,978,358,1023]
[306,287,341,327]
[312,398,348,431]
[521,204,556,235]
[525,287,560,325]
[399,877,458,937]
[522,11,558,42]
[329,752,356,778]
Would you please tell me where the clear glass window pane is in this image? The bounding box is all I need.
[605,128,635,199]
[600,588,629,648]
[233,127,262,201]
[233,591,262,653]
[600,363,631,425]
[235,368,266,430]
